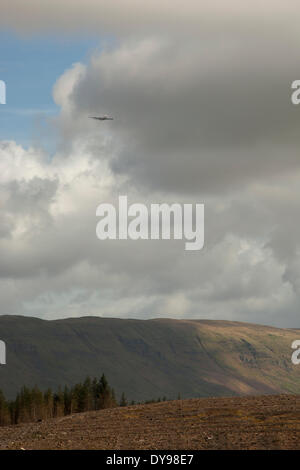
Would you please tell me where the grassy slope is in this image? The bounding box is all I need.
[0,315,299,400]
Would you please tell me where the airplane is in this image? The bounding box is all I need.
[89,116,113,121]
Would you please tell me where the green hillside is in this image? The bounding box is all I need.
[0,315,300,400]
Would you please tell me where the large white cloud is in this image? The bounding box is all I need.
[0,133,297,326]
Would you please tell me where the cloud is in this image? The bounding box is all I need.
[1,2,300,326]
[48,35,300,195]
[0,136,298,326]
[1,1,300,38]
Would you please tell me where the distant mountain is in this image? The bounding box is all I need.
[0,315,300,400]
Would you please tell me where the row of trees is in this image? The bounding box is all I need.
[0,375,176,427]
[0,374,120,426]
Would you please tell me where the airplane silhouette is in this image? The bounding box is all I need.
[89,116,113,121]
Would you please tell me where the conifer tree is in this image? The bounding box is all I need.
[120,392,128,407]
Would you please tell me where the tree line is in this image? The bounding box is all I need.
[0,374,173,427]
[0,374,120,426]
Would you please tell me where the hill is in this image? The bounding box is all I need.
[0,315,300,400]
[0,394,300,449]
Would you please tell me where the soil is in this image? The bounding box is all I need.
[0,394,300,450]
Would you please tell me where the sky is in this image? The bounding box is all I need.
[0,1,300,327]
[0,30,101,147]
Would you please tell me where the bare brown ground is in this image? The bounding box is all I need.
[1,394,300,450]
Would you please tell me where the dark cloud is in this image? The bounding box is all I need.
[63,36,300,194]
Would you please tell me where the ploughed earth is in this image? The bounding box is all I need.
[0,394,300,450]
